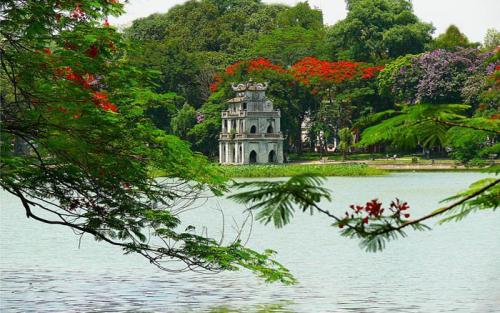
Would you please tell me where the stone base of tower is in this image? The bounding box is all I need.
[219,140,283,165]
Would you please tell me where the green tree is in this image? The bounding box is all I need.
[483,28,500,51]
[326,0,434,62]
[122,0,292,110]
[430,25,480,51]
[0,0,294,284]
[201,58,318,155]
[276,1,323,31]
[171,103,197,141]
[124,0,275,54]
[251,26,324,67]
[125,39,202,104]
[338,128,354,160]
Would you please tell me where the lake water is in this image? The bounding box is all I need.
[1,172,499,313]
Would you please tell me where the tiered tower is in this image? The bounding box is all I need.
[219,80,284,164]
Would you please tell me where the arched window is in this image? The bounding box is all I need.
[268,150,276,163]
[267,125,274,134]
[249,150,257,163]
[243,102,247,110]
[239,146,243,163]
[250,125,257,133]
[224,120,228,133]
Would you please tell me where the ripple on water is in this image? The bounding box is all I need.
[1,173,500,313]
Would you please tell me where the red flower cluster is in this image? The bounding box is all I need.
[339,198,410,228]
[247,58,285,73]
[362,66,386,78]
[223,58,284,75]
[388,199,411,219]
[91,91,117,112]
[291,57,384,86]
[225,62,242,75]
[211,58,284,91]
[54,67,97,89]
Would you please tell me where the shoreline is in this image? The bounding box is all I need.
[287,160,496,171]
[212,160,495,178]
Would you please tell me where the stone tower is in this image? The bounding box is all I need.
[219,80,284,164]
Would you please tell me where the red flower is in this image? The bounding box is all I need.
[103,19,110,27]
[71,5,85,19]
[363,216,369,224]
[85,45,98,59]
[210,83,217,91]
[91,91,117,112]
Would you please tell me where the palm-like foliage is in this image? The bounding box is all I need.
[229,174,331,228]
[357,103,471,148]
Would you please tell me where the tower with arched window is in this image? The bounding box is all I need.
[219,80,284,165]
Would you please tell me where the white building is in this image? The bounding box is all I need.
[219,80,284,164]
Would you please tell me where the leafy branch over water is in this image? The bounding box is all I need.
[231,102,500,251]
[230,173,500,252]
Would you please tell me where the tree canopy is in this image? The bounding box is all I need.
[484,28,500,52]
[430,25,480,51]
[377,48,498,107]
[326,0,435,62]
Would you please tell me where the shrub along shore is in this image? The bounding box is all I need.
[216,164,387,178]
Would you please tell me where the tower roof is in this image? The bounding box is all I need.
[231,80,268,92]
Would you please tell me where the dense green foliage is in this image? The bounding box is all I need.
[326,0,434,62]
[251,26,324,67]
[171,103,197,140]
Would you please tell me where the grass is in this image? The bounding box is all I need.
[217,163,387,178]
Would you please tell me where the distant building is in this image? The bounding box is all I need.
[219,80,284,164]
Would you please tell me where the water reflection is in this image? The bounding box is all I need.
[200,302,294,313]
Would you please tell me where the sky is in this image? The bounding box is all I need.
[110,0,500,43]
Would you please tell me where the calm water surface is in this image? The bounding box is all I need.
[1,172,499,313]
